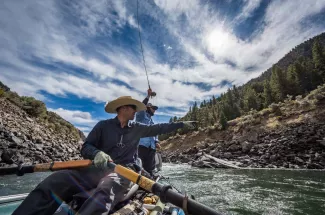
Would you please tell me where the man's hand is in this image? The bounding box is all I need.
[156,142,161,149]
[183,121,198,130]
[147,88,153,97]
[94,151,113,169]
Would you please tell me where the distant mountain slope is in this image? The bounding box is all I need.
[0,81,85,166]
[248,32,325,84]
[160,32,325,141]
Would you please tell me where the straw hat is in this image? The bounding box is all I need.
[104,96,146,113]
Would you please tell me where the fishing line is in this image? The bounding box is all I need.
[136,0,150,89]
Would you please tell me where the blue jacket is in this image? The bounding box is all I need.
[135,109,158,149]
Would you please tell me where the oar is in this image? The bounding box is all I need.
[0,160,92,176]
[107,162,222,215]
[0,160,223,215]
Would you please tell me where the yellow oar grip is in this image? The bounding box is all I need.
[115,165,155,192]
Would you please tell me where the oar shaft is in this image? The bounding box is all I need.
[152,183,222,215]
[107,163,222,215]
[0,165,34,176]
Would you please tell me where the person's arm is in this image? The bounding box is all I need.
[142,96,149,105]
[136,122,184,137]
[142,88,153,105]
[80,121,103,160]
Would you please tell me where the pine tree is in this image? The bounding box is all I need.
[244,86,259,111]
[301,58,321,90]
[233,85,240,100]
[204,109,209,127]
[270,66,286,102]
[219,109,227,130]
[287,64,301,96]
[191,101,198,121]
[208,99,212,107]
[312,39,325,71]
[212,95,217,105]
[169,117,173,123]
[263,80,273,107]
[226,89,234,107]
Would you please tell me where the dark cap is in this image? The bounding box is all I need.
[147,103,158,110]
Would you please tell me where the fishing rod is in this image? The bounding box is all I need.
[136,0,156,97]
[0,160,223,215]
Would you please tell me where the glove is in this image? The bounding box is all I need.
[94,151,113,169]
[183,121,198,130]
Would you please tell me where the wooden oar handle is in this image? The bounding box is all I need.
[0,160,94,176]
[34,160,93,172]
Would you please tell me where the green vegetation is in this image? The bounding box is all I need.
[0,81,80,139]
[0,88,4,97]
[159,33,325,141]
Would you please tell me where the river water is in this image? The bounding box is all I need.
[0,163,325,215]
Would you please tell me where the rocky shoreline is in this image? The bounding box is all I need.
[0,98,83,167]
[161,122,325,169]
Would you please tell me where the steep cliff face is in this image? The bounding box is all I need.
[0,98,84,167]
[161,85,325,169]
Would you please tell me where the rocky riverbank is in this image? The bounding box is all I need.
[160,85,325,169]
[162,122,325,169]
[0,98,84,167]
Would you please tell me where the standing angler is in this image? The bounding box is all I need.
[13,95,196,215]
[135,88,160,177]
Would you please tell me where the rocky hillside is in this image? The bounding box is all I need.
[0,94,85,167]
[160,84,325,169]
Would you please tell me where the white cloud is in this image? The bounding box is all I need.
[47,107,98,137]
[233,0,262,23]
[48,108,96,125]
[154,0,200,14]
[1,0,325,121]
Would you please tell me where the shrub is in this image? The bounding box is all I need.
[0,88,5,97]
[22,97,47,117]
[6,91,23,107]
[259,108,271,116]
[0,81,10,91]
[269,103,282,116]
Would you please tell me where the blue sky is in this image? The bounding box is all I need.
[1,0,325,136]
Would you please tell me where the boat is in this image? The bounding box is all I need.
[0,176,185,215]
[0,154,186,215]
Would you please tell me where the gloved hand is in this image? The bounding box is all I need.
[94,151,113,169]
[183,121,198,130]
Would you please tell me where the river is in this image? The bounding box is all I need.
[1,163,325,215]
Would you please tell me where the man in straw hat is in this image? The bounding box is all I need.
[13,95,197,215]
[135,88,161,177]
